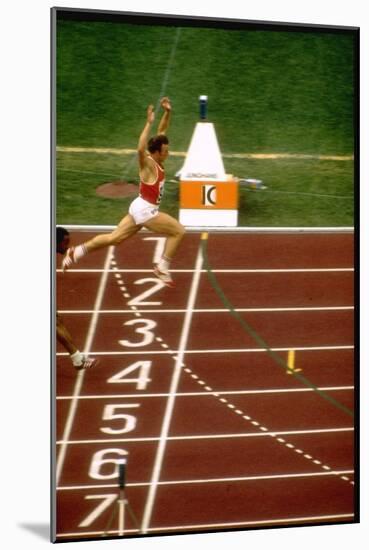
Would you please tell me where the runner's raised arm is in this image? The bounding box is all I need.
[158,97,172,135]
[138,104,155,170]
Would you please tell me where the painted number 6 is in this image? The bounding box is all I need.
[88,448,128,480]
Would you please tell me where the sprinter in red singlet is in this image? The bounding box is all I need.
[62,97,185,287]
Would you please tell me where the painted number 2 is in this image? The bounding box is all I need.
[128,278,164,307]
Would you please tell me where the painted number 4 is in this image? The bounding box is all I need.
[107,360,152,390]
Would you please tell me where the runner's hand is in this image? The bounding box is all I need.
[161,97,172,111]
[147,104,155,123]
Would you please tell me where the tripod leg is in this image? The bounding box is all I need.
[125,499,141,532]
[101,499,118,537]
[118,497,125,536]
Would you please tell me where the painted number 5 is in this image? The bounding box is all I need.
[100,404,140,435]
[119,318,157,347]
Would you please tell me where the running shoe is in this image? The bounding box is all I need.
[74,356,99,370]
[153,264,175,288]
[62,247,75,272]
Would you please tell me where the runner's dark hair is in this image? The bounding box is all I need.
[148,134,169,153]
[56,226,69,246]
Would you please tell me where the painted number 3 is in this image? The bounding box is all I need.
[119,318,157,347]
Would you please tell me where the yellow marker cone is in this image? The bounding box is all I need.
[287,349,302,375]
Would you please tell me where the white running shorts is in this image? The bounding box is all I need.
[128,196,159,225]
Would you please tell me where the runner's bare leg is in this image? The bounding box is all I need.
[84,214,142,252]
[144,212,185,260]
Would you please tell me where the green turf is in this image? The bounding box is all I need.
[55,18,356,226]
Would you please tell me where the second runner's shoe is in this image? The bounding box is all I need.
[153,264,175,288]
[74,356,99,370]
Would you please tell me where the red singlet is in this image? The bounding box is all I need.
[139,156,165,206]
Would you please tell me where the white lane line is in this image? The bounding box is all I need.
[58,306,354,314]
[55,246,114,484]
[56,386,354,400]
[55,512,355,537]
[57,267,354,273]
[56,345,354,356]
[57,469,355,490]
[56,426,354,445]
[141,239,204,534]
[145,513,355,532]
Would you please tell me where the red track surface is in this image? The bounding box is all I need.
[55,230,356,541]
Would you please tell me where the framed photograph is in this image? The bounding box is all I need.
[51,6,358,543]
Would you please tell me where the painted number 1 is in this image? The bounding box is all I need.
[144,236,166,264]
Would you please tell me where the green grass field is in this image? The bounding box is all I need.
[55,16,356,226]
